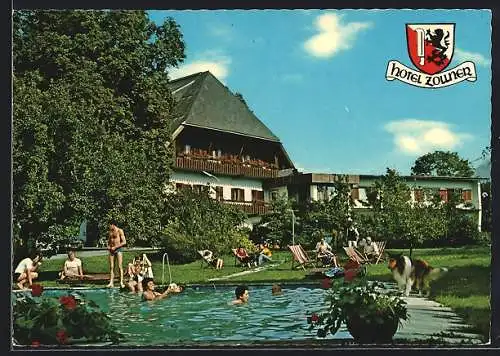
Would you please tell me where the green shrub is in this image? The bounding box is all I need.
[158,189,251,263]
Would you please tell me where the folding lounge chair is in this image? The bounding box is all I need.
[373,241,387,264]
[198,250,212,269]
[343,246,369,264]
[288,244,316,270]
[232,248,254,267]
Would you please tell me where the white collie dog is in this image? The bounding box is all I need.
[388,254,448,297]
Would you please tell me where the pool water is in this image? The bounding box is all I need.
[42,286,351,345]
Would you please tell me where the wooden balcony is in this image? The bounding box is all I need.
[221,200,270,215]
[175,157,278,179]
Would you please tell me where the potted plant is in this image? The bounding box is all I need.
[12,284,122,347]
[308,277,408,343]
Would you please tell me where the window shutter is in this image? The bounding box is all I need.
[351,188,359,200]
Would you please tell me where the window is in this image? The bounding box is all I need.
[462,189,472,202]
[231,188,245,202]
[439,189,448,202]
[252,190,264,202]
[215,186,224,201]
[271,191,279,201]
[414,189,423,202]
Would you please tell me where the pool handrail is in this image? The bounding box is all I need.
[162,252,172,286]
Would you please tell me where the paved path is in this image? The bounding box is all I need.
[207,261,283,281]
[380,283,484,344]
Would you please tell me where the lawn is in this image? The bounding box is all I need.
[33,245,491,341]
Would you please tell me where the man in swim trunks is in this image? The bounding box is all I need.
[107,223,127,288]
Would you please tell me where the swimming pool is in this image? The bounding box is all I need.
[35,285,351,346]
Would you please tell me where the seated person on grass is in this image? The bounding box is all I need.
[59,250,84,280]
[257,243,273,266]
[235,247,253,268]
[363,237,379,260]
[315,238,338,267]
[200,249,224,270]
[14,251,42,290]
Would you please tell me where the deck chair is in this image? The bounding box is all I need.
[373,241,387,264]
[232,248,254,267]
[288,244,316,270]
[198,250,217,269]
[343,246,369,264]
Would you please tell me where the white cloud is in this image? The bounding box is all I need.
[169,51,231,81]
[303,12,372,58]
[384,119,473,155]
[454,48,491,67]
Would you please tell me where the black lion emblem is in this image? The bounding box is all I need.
[425,28,451,66]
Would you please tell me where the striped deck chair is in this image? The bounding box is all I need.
[343,246,369,264]
[288,244,316,270]
[373,241,387,264]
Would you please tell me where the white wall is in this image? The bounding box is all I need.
[170,170,263,202]
[310,185,318,201]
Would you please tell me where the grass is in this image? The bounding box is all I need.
[367,246,491,342]
[32,245,491,341]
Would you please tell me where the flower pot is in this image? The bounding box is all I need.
[346,314,399,343]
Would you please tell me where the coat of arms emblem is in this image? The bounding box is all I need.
[386,23,477,89]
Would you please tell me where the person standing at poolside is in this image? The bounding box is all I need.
[107,223,127,288]
[231,285,249,305]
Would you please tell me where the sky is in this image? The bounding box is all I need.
[148,9,492,176]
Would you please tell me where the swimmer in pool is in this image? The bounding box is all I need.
[142,278,175,301]
[167,283,184,293]
[231,285,249,305]
[271,284,282,296]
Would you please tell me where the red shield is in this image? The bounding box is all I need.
[406,24,455,75]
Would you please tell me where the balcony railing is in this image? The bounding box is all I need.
[175,157,278,179]
[221,200,270,215]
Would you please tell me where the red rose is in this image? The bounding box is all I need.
[311,313,319,322]
[344,269,357,282]
[59,295,77,310]
[56,330,68,344]
[31,340,41,347]
[31,284,44,297]
[321,278,332,289]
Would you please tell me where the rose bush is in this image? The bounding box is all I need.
[13,284,121,346]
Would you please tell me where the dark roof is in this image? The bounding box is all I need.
[168,71,280,142]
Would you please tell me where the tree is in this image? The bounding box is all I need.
[255,194,297,247]
[367,168,446,256]
[13,10,186,256]
[411,151,475,177]
[299,176,353,248]
[160,187,251,262]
